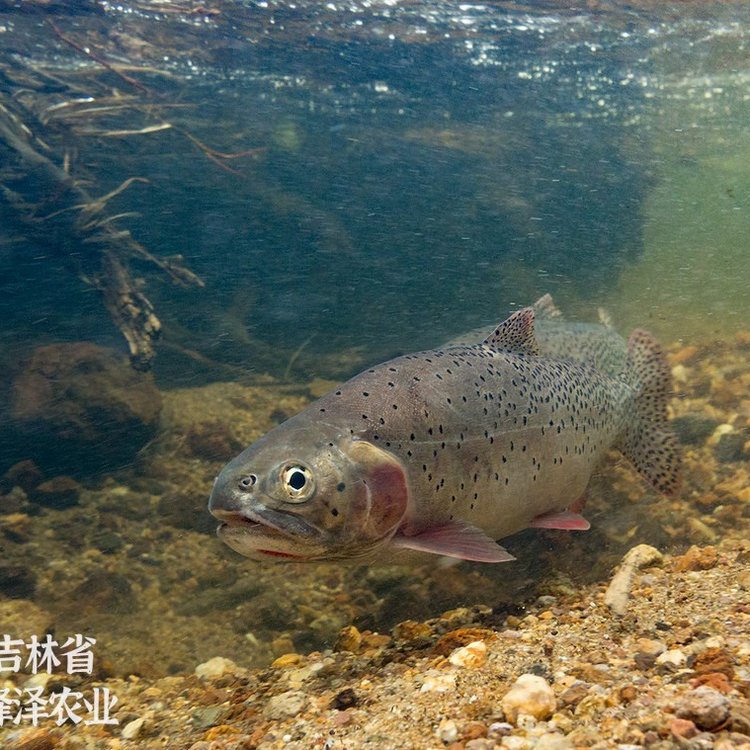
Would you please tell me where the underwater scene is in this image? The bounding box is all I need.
[0,0,750,747]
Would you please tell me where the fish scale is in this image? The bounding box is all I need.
[209,297,680,564]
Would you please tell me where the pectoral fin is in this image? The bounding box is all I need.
[529,510,590,530]
[391,520,516,563]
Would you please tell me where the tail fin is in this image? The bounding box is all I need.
[618,329,681,495]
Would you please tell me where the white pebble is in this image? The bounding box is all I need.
[501,674,556,724]
[448,640,487,668]
[535,733,573,750]
[121,717,146,739]
[194,656,242,679]
[655,649,687,669]
[420,671,456,693]
[436,718,459,743]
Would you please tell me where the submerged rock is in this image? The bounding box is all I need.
[7,342,162,475]
[675,686,731,730]
[29,476,81,509]
[501,674,556,723]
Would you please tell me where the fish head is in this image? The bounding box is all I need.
[208,419,409,562]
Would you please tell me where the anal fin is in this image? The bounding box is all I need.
[529,510,590,531]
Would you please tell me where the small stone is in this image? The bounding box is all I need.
[715,430,749,463]
[501,674,556,724]
[693,647,734,679]
[191,706,227,729]
[487,722,513,738]
[634,638,667,669]
[392,619,432,647]
[675,686,731,730]
[448,640,487,669]
[420,671,456,693]
[30,476,81,509]
[263,690,309,720]
[121,717,146,739]
[534,734,573,750]
[501,737,531,750]
[437,718,459,743]
[271,653,304,668]
[559,681,589,706]
[670,718,699,739]
[0,563,37,599]
[656,649,687,671]
[334,625,363,652]
[433,627,496,656]
[672,414,719,446]
[692,672,732,694]
[462,721,488,740]
[330,688,359,710]
[673,545,719,572]
[2,460,43,493]
[465,740,495,750]
[194,656,242,680]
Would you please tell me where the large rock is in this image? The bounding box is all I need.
[7,343,162,475]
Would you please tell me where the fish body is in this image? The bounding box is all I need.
[209,298,680,564]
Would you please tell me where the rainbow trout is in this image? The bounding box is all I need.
[209,296,680,563]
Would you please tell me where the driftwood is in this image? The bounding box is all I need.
[0,98,203,370]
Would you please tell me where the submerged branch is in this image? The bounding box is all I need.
[0,100,202,369]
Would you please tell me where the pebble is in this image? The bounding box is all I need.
[673,545,719,572]
[192,705,228,729]
[437,718,459,743]
[501,674,557,724]
[675,686,731,730]
[420,671,457,693]
[334,625,363,652]
[263,689,309,720]
[535,733,573,750]
[121,716,147,739]
[448,640,487,669]
[271,652,304,668]
[558,681,589,707]
[194,656,242,680]
[670,718,699,739]
[633,638,667,669]
[655,649,687,670]
[501,737,531,750]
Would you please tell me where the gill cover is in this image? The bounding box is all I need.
[343,439,410,543]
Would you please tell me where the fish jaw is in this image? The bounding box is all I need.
[216,517,322,561]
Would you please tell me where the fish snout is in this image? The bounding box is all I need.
[208,467,256,518]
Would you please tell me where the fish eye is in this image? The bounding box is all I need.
[281,464,314,502]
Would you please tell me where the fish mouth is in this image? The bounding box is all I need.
[213,504,321,560]
[213,504,318,539]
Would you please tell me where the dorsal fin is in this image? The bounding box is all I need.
[532,293,563,320]
[482,308,539,355]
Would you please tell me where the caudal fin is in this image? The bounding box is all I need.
[618,329,681,495]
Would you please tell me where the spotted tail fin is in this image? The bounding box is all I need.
[618,329,681,495]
